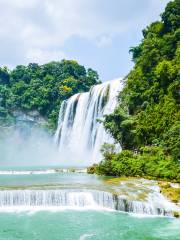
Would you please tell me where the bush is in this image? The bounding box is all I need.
[95,146,180,181]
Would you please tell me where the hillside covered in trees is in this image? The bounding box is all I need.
[0,60,100,129]
[91,0,180,181]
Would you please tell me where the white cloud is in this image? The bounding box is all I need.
[96,35,112,47]
[26,48,67,64]
[0,0,170,66]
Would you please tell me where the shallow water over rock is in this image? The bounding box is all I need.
[0,169,179,240]
[0,170,179,216]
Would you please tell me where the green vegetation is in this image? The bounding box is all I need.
[94,0,180,181]
[93,143,180,181]
[0,60,100,129]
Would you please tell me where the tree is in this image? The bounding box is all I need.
[98,0,180,180]
[0,60,100,129]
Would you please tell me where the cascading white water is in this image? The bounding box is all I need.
[54,78,123,165]
[0,189,175,216]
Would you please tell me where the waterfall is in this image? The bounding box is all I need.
[0,189,173,216]
[55,78,123,165]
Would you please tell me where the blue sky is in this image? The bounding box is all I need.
[0,0,170,81]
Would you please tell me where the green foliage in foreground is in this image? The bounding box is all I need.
[89,143,180,182]
[94,0,180,180]
[0,60,100,129]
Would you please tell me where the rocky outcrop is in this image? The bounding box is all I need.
[12,110,47,125]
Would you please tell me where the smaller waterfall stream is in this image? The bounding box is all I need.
[0,189,177,216]
[55,78,123,165]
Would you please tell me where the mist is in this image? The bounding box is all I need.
[0,123,86,168]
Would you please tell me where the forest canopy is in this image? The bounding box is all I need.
[92,0,180,181]
[0,60,100,129]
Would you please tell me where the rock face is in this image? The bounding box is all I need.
[12,110,47,125]
[0,110,48,140]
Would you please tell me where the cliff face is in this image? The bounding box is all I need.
[0,110,49,142]
[12,110,47,125]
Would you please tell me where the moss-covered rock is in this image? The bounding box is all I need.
[159,181,180,203]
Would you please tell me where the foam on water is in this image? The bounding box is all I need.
[0,170,57,175]
[0,189,178,216]
[79,234,95,240]
[0,168,87,175]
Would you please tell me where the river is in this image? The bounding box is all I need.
[0,168,179,240]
